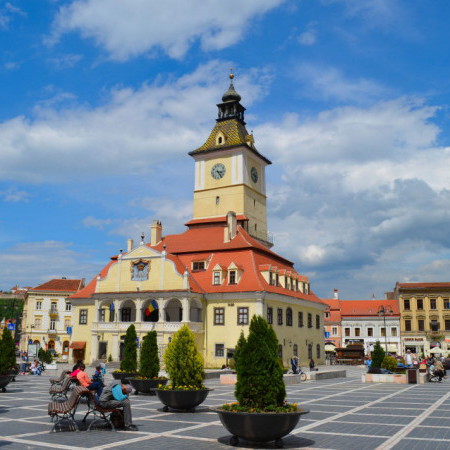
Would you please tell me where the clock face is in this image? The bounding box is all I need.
[211,163,226,180]
[251,166,258,183]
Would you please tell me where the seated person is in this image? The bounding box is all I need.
[92,365,104,385]
[76,363,103,396]
[30,360,41,376]
[98,381,138,431]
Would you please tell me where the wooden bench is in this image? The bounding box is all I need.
[49,370,71,385]
[81,392,121,431]
[49,376,73,400]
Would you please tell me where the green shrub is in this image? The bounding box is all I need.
[371,341,385,369]
[139,331,160,378]
[38,347,45,360]
[381,355,398,372]
[120,324,138,372]
[234,315,286,409]
[108,354,113,362]
[41,350,53,364]
[0,328,16,374]
[163,324,204,388]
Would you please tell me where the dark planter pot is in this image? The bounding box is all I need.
[129,378,168,395]
[0,375,12,392]
[112,372,138,383]
[156,388,211,412]
[213,407,309,447]
[9,367,19,382]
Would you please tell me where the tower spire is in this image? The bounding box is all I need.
[217,70,245,124]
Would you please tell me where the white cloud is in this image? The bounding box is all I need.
[0,187,30,202]
[294,63,388,103]
[298,22,317,46]
[82,216,112,229]
[0,241,100,289]
[48,53,83,69]
[50,0,285,60]
[0,60,270,183]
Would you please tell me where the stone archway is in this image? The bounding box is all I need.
[120,299,136,322]
[165,298,182,322]
[189,299,203,322]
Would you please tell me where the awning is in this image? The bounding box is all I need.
[69,341,86,350]
[324,344,336,352]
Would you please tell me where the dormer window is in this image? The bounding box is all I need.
[213,272,221,285]
[229,270,237,285]
[216,132,226,145]
[192,261,206,271]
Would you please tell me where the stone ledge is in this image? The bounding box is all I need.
[362,373,427,384]
[306,370,346,380]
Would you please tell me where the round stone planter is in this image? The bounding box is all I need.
[129,378,168,395]
[112,372,138,383]
[0,375,13,392]
[156,388,212,412]
[213,407,309,447]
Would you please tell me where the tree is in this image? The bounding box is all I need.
[120,324,138,372]
[0,328,15,374]
[234,315,286,409]
[371,340,385,369]
[164,324,204,388]
[139,331,160,378]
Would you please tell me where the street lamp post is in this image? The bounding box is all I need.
[378,305,393,353]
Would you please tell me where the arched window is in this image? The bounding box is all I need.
[286,308,293,326]
[316,344,321,359]
[293,344,298,357]
[308,343,313,359]
[278,344,283,358]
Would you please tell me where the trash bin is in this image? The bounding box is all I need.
[407,368,418,384]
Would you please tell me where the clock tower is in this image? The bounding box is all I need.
[189,74,272,247]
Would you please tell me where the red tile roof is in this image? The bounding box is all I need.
[30,279,84,292]
[185,215,249,226]
[397,282,450,289]
[339,299,400,317]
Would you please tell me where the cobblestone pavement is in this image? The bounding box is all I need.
[0,368,449,449]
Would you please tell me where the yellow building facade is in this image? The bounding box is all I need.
[69,77,326,368]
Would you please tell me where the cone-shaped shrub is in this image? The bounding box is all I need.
[371,340,385,369]
[120,324,138,372]
[0,328,15,374]
[164,324,204,388]
[139,331,160,378]
[234,315,286,409]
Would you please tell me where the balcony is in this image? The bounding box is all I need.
[49,309,59,317]
[47,329,57,335]
[92,321,204,334]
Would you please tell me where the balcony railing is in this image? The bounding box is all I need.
[47,329,57,335]
[92,321,204,333]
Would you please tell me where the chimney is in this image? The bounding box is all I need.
[333,288,339,300]
[127,239,134,252]
[150,220,162,246]
[225,211,237,243]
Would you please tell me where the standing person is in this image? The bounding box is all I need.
[76,363,103,396]
[404,349,414,368]
[98,381,138,431]
[291,356,299,374]
[434,359,445,382]
[309,358,315,371]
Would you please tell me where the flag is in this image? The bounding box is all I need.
[145,299,159,317]
[110,303,114,312]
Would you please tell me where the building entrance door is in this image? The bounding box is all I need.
[98,341,107,360]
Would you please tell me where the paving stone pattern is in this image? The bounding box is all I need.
[0,368,449,449]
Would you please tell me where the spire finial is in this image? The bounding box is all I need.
[229,67,234,81]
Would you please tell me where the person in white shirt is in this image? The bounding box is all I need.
[405,349,414,367]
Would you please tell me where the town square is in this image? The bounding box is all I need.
[2,1,450,449]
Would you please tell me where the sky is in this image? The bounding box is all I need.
[1,0,450,299]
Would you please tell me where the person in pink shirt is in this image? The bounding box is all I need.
[76,363,103,395]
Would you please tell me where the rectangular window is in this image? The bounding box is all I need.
[99,309,105,322]
[214,307,225,325]
[367,327,373,337]
[444,299,450,309]
[269,272,273,285]
[430,298,437,309]
[215,344,225,357]
[50,320,56,330]
[79,309,88,325]
[381,327,386,337]
[277,308,283,325]
[316,344,320,359]
[36,301,42,310]
[298,312,303,328]
[213,272,221,285]
[405,319,411,331]
[65,302,71,311]
[192,261,205,271]
[345,327,350,337]
[445,320,450,331]
[237,307,249,325]
[404,299,410,310]
[391,327,397,336]
[315,314,320,329]
[51,302,57,313]
[64,319,70,327]
[267,307,273,324]
[332,327,338,335]
[229,270,237,285]
[307,313,312,328]
[34,318,41,328]
[418,319,424,331]
[355,327,360,337]
[121,308,131,322]
[417,299,423,310]
[431,320,439,331]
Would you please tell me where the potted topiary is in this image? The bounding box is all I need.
[112,324,139,383]
[0,328,15,392]
[156,324,210,412]
[368,340,386,374]
[213,315,309,447]
[129,331,167,394]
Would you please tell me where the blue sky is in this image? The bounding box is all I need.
[1,0,450,299]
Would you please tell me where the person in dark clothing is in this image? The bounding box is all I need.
[309,358,315,371]
[72,359,83,372]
